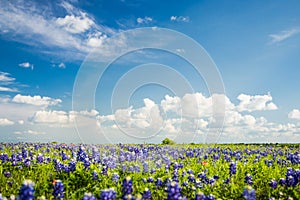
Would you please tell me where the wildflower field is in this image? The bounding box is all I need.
[0,143,299,200]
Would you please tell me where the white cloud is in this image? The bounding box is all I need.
[269,28,300,44]
[31,109,100,127]
[170,16,190,22]
[0,1,116,60]
[31,110,70,125]
[288,109,300,120]
[0,96,10,103]
[1,89,299,143]
[161,93,233,118]
[19,62,34,70]
[0,72,18,92]
[14,130,46,135]
[0,86,18,92]
[86,31,108,48]
[26,130,46,135]
[12,94,62,107]
[114,98,163,131]
[55,12,95,34]
[0,72,15,82]
[237,93,278,112]
[0,118,14,126]
[137,17,153,24]
[58,63,66,68]
[161,95,181,113]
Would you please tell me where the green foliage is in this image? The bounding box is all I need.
[161,138,176,145]
[0,143,299,199]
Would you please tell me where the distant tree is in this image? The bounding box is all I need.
[162,138,176,145]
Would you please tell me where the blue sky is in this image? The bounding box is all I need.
[0,0,300,144]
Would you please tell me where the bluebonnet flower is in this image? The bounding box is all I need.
[36,154,44,163]
[195,179,203,188]
[61,152,68,161]
[269,179,277,189]
[206,194,215,200]
[242,186,256,200]
[22,148,28,159]
[77,146,87,162]
[188,174,195,183]
[84,158,91,169]
[209,177,215,185]
[102,165,108,175]
[165,181,185,200]
[286,175,295,187]
[155,178,163,187]
[195,191,206,200]
[172,170,179,182]
[112,173,120,183]
[19,179,35,200]
[142,188,152,200]
[53,159,64,172]
[24,159,31,167]
[100,188,117,200]
[279,178,286,186]
[53,180,64,199]
[135,165,140,173]
[82,193,96,200]
[122,177,133,197]
[245,174,253,185]
[4,171,11,178]
[150,168,156,174]
[121,164,127,173]
[147,177,154,183]
[173,162,179,170]
[68,160,76,172]
[0,153,9,163]
[197,172,206,180]
[143,162,149,173]
[182,181,188,187]
[128,166,134,173]
[229,161,237,176]
[92,170,98,181]
[8,181,13,187]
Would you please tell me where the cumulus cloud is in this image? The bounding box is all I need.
[19,62,34,70]
[170,16,190,22]
[0,1,116,60]
[31,110,70,125]
[12,94,62,107]
[161,93,233,118]
[31,109,100,127]
[2,90,299,143]
[0,118,14,126]
[55,12,95,34]
[288,109,300,120]
[86,31,108,48]
[114,98,163,131]
[237,93,278,112]
[137,17,153,24]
